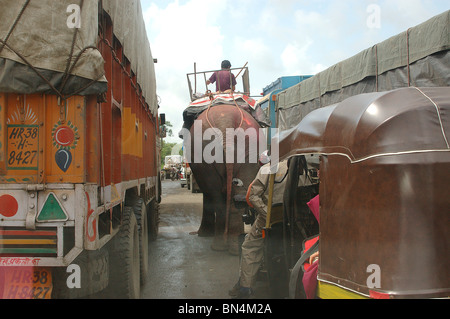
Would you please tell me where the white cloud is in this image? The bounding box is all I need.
[281,40,326,75]
[143,0,228,142]
[379,0,443,29]
[140,0,449,143]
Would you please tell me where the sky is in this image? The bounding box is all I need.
[140,0,449,144]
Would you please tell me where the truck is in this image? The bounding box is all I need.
[0,0,162,299]
[163,155,183,180]
[185,164,201,193]
[256,76,311,147]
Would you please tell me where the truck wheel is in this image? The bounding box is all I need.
[52,249,109,299]
[108,206,140,298]
[148,200,159,241]
[133,198,149,285]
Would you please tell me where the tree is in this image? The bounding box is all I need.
[164,120,174,138]
[160,120,183,166]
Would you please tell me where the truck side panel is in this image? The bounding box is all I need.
[0,94,86,185]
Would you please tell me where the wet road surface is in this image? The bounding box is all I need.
[141,179,270,299]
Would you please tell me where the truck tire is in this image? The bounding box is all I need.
[133,198,149,285]
[108,206,140,298]
[148,200,159,241]
[52,249,109,299]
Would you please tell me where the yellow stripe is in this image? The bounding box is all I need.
[0,239,57,245]
[317,280,369,299]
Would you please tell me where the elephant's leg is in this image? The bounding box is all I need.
[227,206,245,255]
[211,200,228,251]
[197,193,216,237]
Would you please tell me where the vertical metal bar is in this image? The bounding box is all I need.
[265,173,275,229]
[194,62,197,93]
[57,225,64,257]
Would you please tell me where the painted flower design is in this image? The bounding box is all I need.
[52,121,79,150]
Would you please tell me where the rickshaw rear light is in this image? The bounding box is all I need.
[369,290,391,299]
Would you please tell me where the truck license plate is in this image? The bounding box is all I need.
[0,267,52,299]
[7,125,39,170]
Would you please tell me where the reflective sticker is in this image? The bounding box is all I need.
[37,193,68,222]
[0,194,18,218]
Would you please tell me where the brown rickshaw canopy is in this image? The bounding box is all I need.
[275,87,450,163]
[274,86,450,298]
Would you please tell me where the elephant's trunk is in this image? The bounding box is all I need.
[224,163,233,240]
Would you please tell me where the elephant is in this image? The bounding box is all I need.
[184,103,264,255]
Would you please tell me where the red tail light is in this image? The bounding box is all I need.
[369,290,391,299]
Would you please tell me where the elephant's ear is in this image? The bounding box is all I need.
[246,181,254,208]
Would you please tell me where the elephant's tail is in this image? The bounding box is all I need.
[224,163,233,240]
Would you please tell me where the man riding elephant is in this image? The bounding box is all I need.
[206,60,237,93]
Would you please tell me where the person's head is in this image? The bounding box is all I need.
[258,150,270,166]
[221,60,231,69]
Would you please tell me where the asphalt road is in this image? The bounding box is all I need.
[141,179,270,299]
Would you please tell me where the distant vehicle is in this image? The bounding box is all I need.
[163,155,183,179]
[180,167,187,188]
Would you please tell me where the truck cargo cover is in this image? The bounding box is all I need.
[276,10,450,131]
[0,0,157,115]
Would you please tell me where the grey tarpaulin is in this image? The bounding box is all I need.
[277,10,450,131]
[0,0,157,115]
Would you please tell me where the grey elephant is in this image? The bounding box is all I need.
[182,103,264,255]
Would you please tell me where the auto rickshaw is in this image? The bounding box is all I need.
[264,87,450,299]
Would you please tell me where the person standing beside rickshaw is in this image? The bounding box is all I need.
[229,151,289,299]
